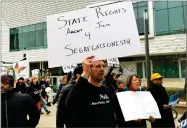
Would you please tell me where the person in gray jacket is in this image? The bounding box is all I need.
[56,65,83,128]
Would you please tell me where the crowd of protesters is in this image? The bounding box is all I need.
[55,56,179,128]
[1,56,186,128]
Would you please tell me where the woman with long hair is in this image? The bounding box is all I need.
[27,77,41,111]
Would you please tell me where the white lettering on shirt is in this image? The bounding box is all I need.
[89,94,110,106]
[99,94,109,100]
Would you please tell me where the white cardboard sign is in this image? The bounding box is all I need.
[47,9,90,68]
[117,91,161,121]
[107,58,120,67]
[31,69,40,77]
[107,58,119,64]
[47,1,142,68]
[62,64,77,73]
[1,67,8,75]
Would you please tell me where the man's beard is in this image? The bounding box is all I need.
[91,75,104,83]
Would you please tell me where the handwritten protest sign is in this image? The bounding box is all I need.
[47,1,142,68]
[107,58,120,67]
[47,9,90,68]
[87,1,142,60]
[62,64,77,73]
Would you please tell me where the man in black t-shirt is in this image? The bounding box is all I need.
[65,56,124,127]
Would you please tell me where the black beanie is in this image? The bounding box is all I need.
[1,75,14,87]
[18,77,24,81]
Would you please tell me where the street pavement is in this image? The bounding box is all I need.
[37,104,57,128]
[37,104,184,128]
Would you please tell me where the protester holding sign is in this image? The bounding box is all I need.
[65,56,124,127]
[121,74,155,127]
[148,73,175,128]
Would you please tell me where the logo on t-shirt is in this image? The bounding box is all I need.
[90,94,110,106]
[99,94,109,100]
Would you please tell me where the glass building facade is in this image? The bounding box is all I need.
[10,22,47,51]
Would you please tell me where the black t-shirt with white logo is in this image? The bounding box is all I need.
[66,77,117,127]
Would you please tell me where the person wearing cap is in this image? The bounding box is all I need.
[1,75,40,127]
[15,77,27,93]
[56,65,83,128]
[148,73,175,128]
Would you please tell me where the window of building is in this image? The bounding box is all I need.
[168,1,183,8]
[36,23,44,47]
[48,67,63,76]
[43,22,47,46]
[136,62,143,78]
[152,58,179,78]
[43,61,48,70]
[154,1,186,36]
[43,61,64,76]
[181,60,187,78]
[155,9,169,35]
[28,25,36,48]
[136,61,152,78]
[133,1,149,35]
[10,28,19,50]
[10,22,47,51]
[22,26,29,49]
[184,5,186,29]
